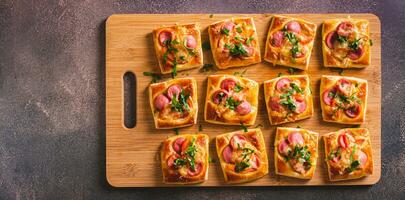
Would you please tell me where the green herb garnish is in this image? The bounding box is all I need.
[233,84,244,92]
[221,28,230,36]
[225,97,241,110]
[201,63,214,72]
[229,43,248,57]
[185,138,197,171]
[236,26,243,33]
[235,160,250,172]
[233,68,247,77]
[170,90,190,113]
[174,158,187,167]
[290,83,304,94]
[288,67,297,75]
[208,157,216,163]
[337,35,347,43]
[277,72,283,77]
[240,122,248,132]
[346,160,360,173]
[246,36,254,45]
[369,39,373,46]
[198,124,203,132]
[209,14,214,18]
[173,128,179,135]
[143,71,162,83]
[348,38,361,50]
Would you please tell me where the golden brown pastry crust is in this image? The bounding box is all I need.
[216,129,268,184]
[208,17,261,69]
[149,78,198,129]
[204,75,259,126]
[323,128,373,181]
[322,18,371,68]
[264,15,317,70]
[152,24,203,74]
[274,127,318,179]
[161,134,209,184]
[320,75,367,124]
[263,75,313,125]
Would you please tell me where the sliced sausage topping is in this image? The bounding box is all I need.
[222,145,233,163]
[338,133,350,148]
[337,22,354,37]
[154,94,170,111]
[172,137,185,154]
[276,78,291,92]
[230,134,247,150]
[212,89,228,104]
[235,100,251,115]
[325,31,337,49]
[323,88,337,106]
[166,84,182,100]
[269,97,282,112]
[187,162,203,176]
[271,31,284,47]
[337,78,352,96]
[288,132,304,146]
[158,30,174,46]
[293,99,307,114]
[358,150,368,167]
[184,35,197,49]
[220,78,237,91]
[167,154,179,169]
[278,139,290,156]
[345,103,361,118]
[347,46,364,60]
[286,21,301,33]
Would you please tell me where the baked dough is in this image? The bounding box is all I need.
[322,18,371,68]
[264,75,313,125]
[264,15,317,70]
[216,128,268,183]
[320,75,367,124]
[149,78,198,129]
[204,75,259,126]
[161,134,209,184]
[208,17,261,69]
[153,24,203,74]
[323,128,373,181]
[274,127,318,179]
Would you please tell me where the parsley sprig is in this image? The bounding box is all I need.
[170,89,190,113]
[225,97,241,110]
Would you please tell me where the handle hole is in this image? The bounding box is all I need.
[123,72,136,129]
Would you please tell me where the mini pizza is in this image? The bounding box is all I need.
[323,128,373,181]
[204,75,259,126]
[152,24,203,75]
[216,128,268,183]
[320,75,367,124]
[161,134,209,184]
[208,17,261,69]
[264,15,317,70]
[264,75,313,125]
[274,127,318,179]
[149,78,198,129]
[322,18,371,68]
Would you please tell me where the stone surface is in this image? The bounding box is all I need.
[0,0,404,199]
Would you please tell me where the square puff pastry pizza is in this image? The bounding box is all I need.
[320,75,367,124]
[216,128,268,184]
[322,18,371,68]
[264,15,317,70]
[152,24,203,74]
[323,128,373,181]
[264,75,313,125]
[274,127,319,179]
[161,134,209,184]
[149,77,198,129]
[204,75,259,126]
[208,17,261,69]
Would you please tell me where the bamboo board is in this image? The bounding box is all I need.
[106,14,381,187]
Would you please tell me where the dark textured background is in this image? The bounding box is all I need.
[0,0,404,199]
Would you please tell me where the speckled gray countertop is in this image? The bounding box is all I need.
[0,0,404,199]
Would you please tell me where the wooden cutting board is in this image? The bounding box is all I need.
[106,14,381,187]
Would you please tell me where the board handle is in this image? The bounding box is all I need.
[123,71,136,129]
